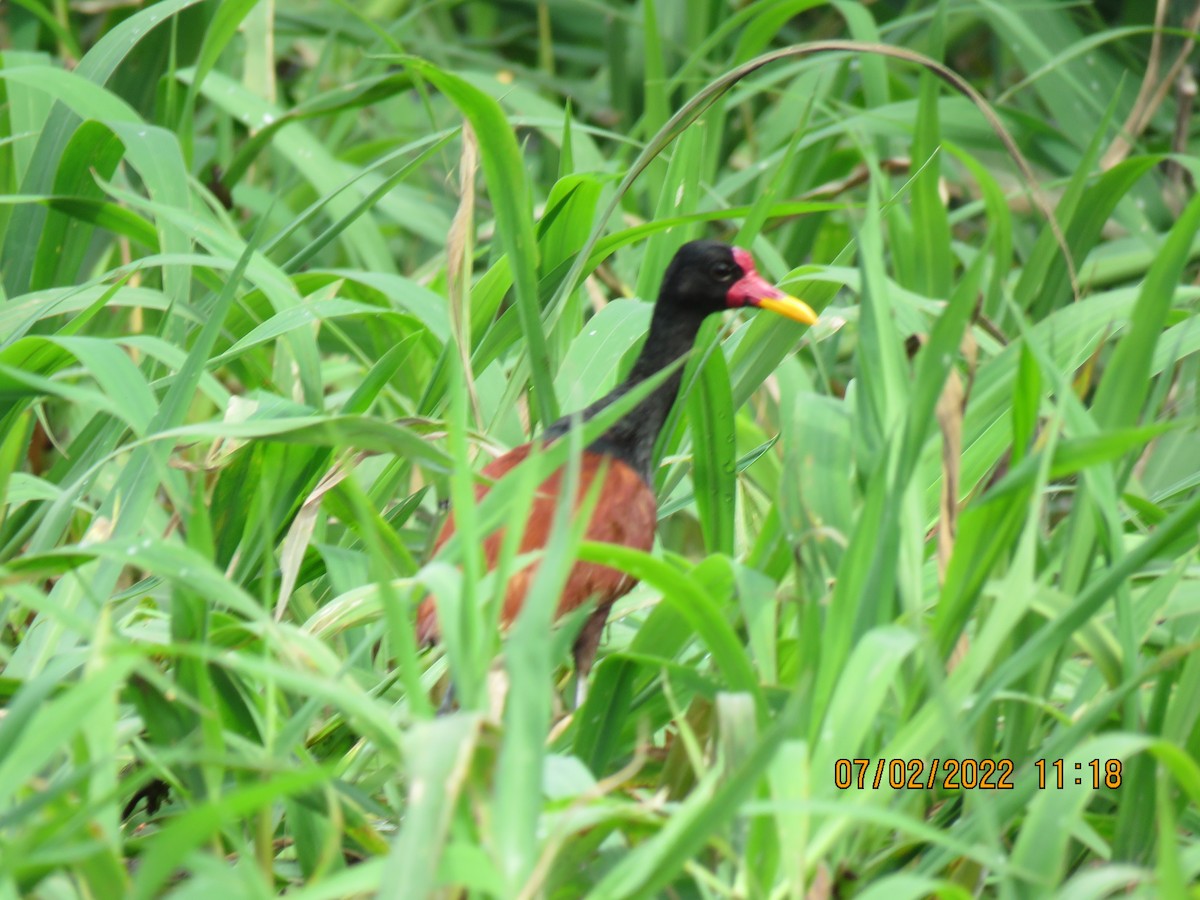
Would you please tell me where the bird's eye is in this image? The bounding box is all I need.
[712,263,736,281]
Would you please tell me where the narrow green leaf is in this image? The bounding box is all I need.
[403,58,557,428]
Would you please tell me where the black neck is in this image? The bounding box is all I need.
[576,301,708,482]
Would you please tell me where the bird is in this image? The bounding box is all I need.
[416,240,817,705]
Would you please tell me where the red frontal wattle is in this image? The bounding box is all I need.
[726,246,788,308]
[732,246,756,274]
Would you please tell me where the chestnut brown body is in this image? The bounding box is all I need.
[416,446,656,680]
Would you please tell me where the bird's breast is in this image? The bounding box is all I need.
[416,446,657,643]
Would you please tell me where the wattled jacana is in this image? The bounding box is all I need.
[417,240,817,703]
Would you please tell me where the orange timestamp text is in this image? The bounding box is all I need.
[833,757,1015,790]
[1034,758,1123,789]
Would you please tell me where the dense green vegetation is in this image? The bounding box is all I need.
[2,0,1199,896]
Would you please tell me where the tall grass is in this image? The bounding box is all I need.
[1,0,1198,896]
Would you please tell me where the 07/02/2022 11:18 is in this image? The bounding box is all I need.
[832,758,1124,790]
